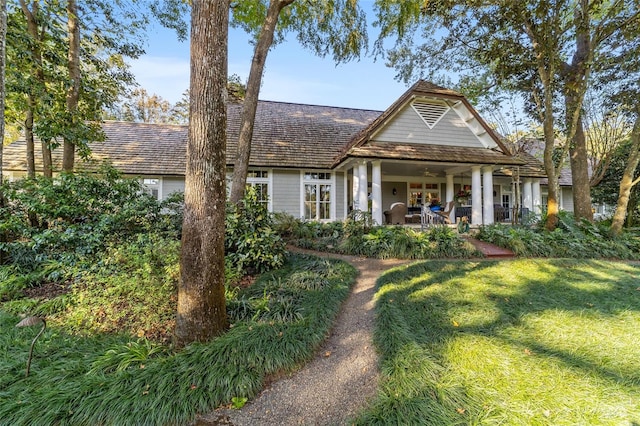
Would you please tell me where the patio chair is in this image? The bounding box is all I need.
[435,200,455,224]
[384,202,407,225]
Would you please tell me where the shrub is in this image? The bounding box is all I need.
[478,214,640,259]
[225,187,286,274]
[0,164,181,272]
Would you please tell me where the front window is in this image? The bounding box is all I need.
[142,178,160,199]
[304,172,332,220]
[247,170,269,207]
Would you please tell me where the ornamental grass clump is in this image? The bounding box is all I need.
[0,254,356,425]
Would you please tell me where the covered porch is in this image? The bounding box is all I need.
[343,159,543,226]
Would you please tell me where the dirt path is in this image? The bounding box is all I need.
[196,251,410,426]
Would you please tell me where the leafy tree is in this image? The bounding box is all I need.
[373,0,640,230]
[169,89,190,124]
[228,0,368,204]
[5,0,188,175]
[583,94,631,187]
[591,139,640,227]
[594,11,640,235]
[176,0,229,346]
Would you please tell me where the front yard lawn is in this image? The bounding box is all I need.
[357,259,640,425]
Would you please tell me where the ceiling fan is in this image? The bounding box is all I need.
[422,167,437,177]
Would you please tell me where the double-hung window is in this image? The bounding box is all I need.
[303,172,332,220]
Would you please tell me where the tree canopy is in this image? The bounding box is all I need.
[373,0,640,230]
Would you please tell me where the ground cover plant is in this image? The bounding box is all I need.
[355,259,640,425]
[274,211,479,259]
[477,212,640,259]
[0,253,356,425]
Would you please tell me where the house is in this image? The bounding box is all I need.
[3,80,571,225]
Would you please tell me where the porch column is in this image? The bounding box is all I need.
[371,161,383,225]
[523,178,533,211]
[445,173,455,222]
[471,166,482,224]
[482,166,494,225]
[352,167,360,210]
[358,161,369,213]
[532,179,542,214]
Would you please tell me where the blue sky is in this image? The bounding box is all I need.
[129,4,411,112]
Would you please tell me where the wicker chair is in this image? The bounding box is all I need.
[384,202,408,225]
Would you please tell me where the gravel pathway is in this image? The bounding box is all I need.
[196,252,409,426]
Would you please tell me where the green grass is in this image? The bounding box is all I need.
[356,259,640,425]
[0,253,357,426]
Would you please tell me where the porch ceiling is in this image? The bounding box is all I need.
[337,142,527,177]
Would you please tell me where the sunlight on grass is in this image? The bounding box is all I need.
[357,259,640,425]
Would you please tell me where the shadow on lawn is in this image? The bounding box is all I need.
[369,258,640,422]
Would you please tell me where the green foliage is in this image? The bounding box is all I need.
[230,0,368,63]
[477,214,640,259]
[277,214,477,259]
[225,187,286,274]
[0,254,356,426]
[88,339,169,374]
[231,396,248,409]
[356,259,640,425]
[0,165,180,272]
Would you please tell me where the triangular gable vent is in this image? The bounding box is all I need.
[411,99,450,129]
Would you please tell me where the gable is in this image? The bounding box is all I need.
[371,98,496,149]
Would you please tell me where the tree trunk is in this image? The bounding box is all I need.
[564,0,593,221]
[569,115,593,220]
[175,0,230,346]
[41,139,52,178]
[25,106,36,178]
[540,71,561,231]
[229,0,295,204]
[62,0,80,172]
[1,0,7,264]
[610,115,640,236]
[21,0,50,177]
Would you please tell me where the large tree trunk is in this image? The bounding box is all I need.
[610,115,640,236]
[564,0,593,221]
[1,0,7,263]
[229,0,295,204]
[569,115,593,220]
[62,0,80,172]
[175,0,230,346]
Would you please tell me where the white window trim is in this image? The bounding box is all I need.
[300,170,335,221]
[246,169,273,212]
[142,176,163,200]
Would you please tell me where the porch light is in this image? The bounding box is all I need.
[15,316,46,377]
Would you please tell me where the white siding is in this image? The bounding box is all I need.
[162,177,185,199]
[373,104,482,147]
[272,170,301,217]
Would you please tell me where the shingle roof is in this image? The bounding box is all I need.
[227,101,379,169]
[2,89,546,179]
[345,142,526,166]
[3,101,381,175]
